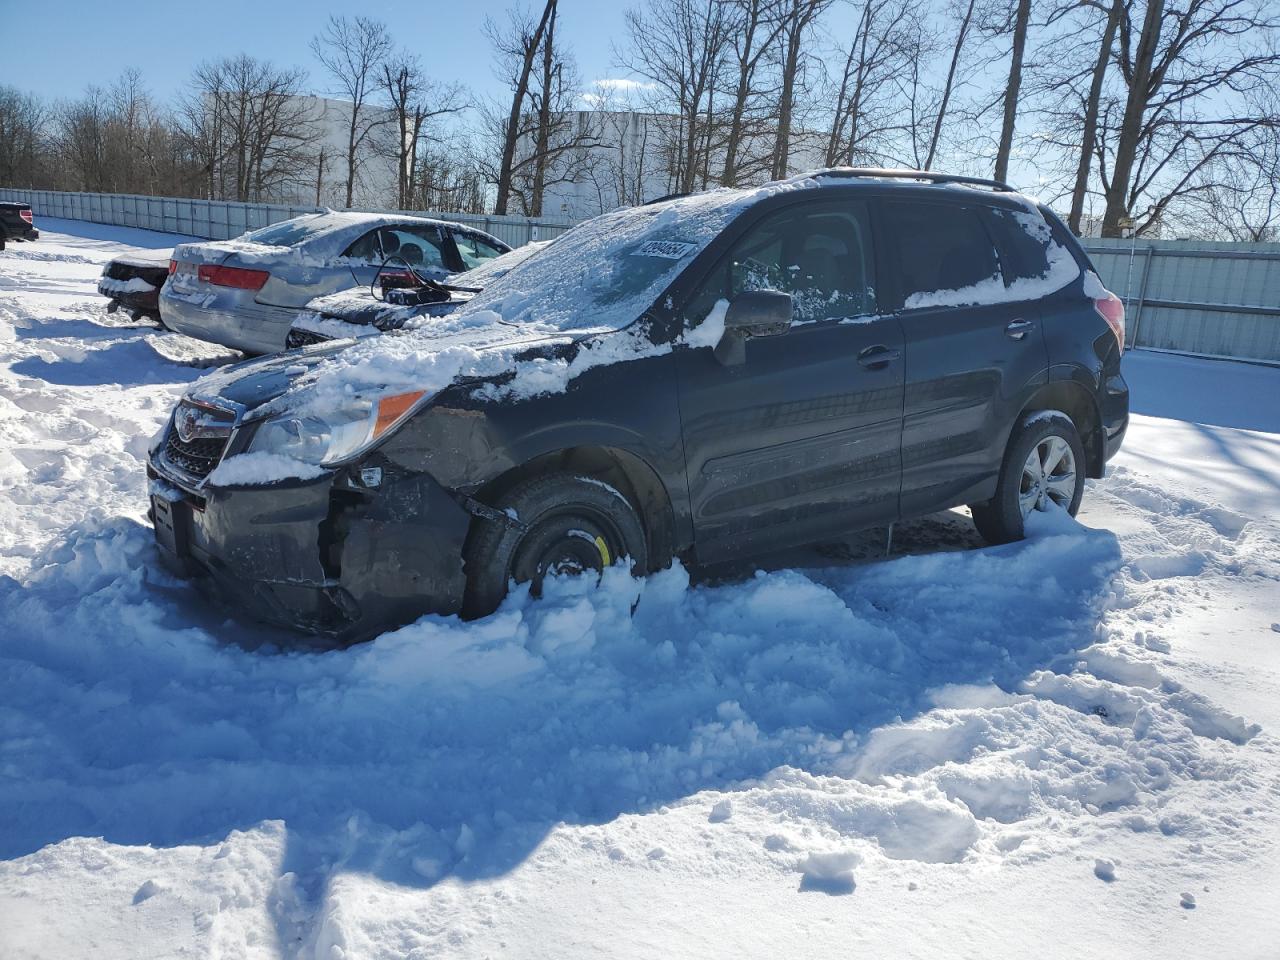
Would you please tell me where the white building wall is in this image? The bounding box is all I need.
[531,111,833,221]
[275,96,398,210]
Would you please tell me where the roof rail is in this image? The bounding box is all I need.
[810,167,1017,193]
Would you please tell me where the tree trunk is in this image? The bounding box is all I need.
[722,2,763,187]
[495,0,556,215]
[771,11,803,180]
[925,0,976,171]
[1100,0,1162,237]
[993,0,1031,183]
[1068,0,1123,235]
[531,4,556,216]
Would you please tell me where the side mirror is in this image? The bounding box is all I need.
[715,290,793,366]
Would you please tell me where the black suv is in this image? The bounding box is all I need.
[146,169,1129,640]
[0,201,38,250]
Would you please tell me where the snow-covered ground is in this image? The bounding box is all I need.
[1,221,1277,959]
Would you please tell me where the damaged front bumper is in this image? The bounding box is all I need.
[147,442,473,642]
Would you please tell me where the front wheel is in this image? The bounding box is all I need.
[970,411,1085,545]
[462,473,649,618]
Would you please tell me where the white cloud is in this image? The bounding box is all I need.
[591,78,656,93]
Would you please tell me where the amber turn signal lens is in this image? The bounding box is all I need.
[372,391,426,439]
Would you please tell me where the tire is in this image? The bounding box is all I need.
[462,472,649,618]
[970,411,1086,545]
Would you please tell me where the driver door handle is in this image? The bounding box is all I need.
[858,344,901,369]
[1006,318,1034,340]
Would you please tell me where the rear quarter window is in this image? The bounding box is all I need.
[987,206,1082,295]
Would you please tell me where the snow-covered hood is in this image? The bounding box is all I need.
[304,286,473,330]
[189,313,576,419]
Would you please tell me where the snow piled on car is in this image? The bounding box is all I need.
[254,178,820,427]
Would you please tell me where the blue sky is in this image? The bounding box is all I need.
[0,0,635,107]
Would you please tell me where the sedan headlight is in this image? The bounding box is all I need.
[246,390,426,466]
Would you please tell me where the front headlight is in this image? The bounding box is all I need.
[246,390,426,466]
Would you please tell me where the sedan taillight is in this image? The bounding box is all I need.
[168,259,177,275]
[197,264,270,291]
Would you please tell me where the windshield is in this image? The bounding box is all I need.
[450,188,781,334]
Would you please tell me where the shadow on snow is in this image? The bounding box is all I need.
[0,508,1121,901]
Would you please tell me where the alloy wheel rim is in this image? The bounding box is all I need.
[1019,435,1077,519]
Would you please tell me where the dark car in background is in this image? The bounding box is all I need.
[98,249,172,324]
[0,201,38,250]
[147,168,1129,642]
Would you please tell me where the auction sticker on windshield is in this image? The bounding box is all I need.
[635,240,696,260]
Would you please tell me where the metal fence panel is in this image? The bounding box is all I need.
[0,187,573,249]
[1080,238,1280,363]
[5,187,1277,362]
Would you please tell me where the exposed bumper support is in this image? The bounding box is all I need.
[147,455,473,642]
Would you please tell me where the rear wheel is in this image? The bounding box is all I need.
[462,473,648,618]
[970,411,1085,545]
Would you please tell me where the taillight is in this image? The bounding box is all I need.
[19,209,33,224]
[1093,291,1125,353]
[197,264,270,290]
[168,259,177,275]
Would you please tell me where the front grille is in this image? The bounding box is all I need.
[161,401,236,481]
[286,327,334,349]
[164,433,228,479]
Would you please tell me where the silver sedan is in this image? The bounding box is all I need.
[159,212,510,354]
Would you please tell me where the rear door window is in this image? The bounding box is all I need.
[379,226,447,271]
[688,200,878,329]
[342,229,383,263]
[884,200,1001,309]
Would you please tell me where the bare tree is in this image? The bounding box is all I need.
[925,0,978,170]
[178,55,317,203]
[487,0,557,215]
[720,0,786,185]
[824,0,915,167]
[622,0,733,192]
[1062,0,1123,234]
[380,52,466,209]
[1098,0,1280,237]
[770,0,832,179]
[992,0,1031,182]
[1187,119,1280,241]
[311,15,393,207]
[0,85,46,187]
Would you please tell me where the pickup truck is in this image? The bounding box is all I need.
[0,201,38,251]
